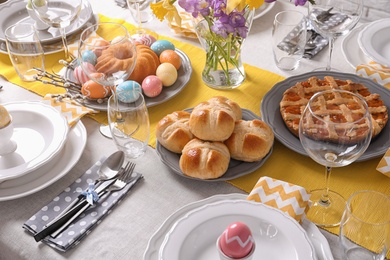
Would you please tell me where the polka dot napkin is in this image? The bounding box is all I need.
[22,157,143,252]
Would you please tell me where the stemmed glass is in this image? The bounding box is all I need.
[299,90,372,227]
[308,0,363,71]
[126,0,152,36]
[31,0,82,62]
[108,91,150,159]
[78,22,137,138]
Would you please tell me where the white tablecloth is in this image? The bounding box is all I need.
[0,0,360,259]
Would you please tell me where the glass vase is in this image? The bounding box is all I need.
[194,8,254,89]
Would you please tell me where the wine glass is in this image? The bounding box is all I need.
[308,0,363,71]
[31,0,82,62]
[299,89,372,227]
[108,91,150,159]
[126,0,152,36]
[339,190,390,260]
[78,22,137,138]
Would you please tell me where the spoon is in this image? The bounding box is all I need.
[45,151,125,226]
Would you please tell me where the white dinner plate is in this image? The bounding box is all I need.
[0,13,98,55]
[358,18,390,68]
[64,49,192,111]
[0,120,86,201]
[0,101,69,181]
[254,2,275,20]
[156,109,273,182]
[159,199,317,260]
[0,0,92,43]
[341,24,370,69]
[260,71,390,162]
[143,193,333,260]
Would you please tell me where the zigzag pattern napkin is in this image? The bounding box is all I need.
[247,176,311,223]
[356,61,390,89]
[43,94,95,127]
[376,148,390,178]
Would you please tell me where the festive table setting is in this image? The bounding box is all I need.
[1,0,390,259]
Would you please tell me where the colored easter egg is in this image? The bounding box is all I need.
[159,50,181,70]
[116,80,142,103]
[150,40,175,56]
[81,50,97,65]
[131,33,157,47]
[142,75,163,98]
[111,36,125,44]
[81,80,111,99]
[0,104,11,128]
[74,63,96,85]
[218,222,254,259]
[94,39,110,56]
[156,63,178,87]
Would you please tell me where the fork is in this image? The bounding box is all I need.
[34,162,136,242]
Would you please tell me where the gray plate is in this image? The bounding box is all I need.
[260,71,390,162]
[64,48,192,110]
[156,108,273,181]
[0,0,92,43]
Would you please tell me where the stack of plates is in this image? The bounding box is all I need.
[0,101,87,201]
[342,18,390,69]
[143,194,334,260]
[0,0,95,54]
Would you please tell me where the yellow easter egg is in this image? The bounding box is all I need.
[156,63,178,87]
[0,105,11,128]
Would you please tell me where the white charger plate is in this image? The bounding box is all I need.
[158,199,317,260]
[0,101,69,181]
[143,194,333,260]
[254,2,275,20]
[0,120,86,201]
[0,0,92,43]
[358,18,390,68]
[341,24,370,69]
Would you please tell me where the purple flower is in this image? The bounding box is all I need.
[178,0,210,18]
[293,0,308,6]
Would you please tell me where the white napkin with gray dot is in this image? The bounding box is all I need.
[22,157,143,252]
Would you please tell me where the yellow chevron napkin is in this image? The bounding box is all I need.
[246,176,311,223]
[42,94,96,127]
[167,11,197,38]
[376,148,390,178]
[356,61,390,89]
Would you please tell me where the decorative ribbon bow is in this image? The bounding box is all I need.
[81,183,99,205]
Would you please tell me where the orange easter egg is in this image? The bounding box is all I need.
[81,80,111,99]
[94,39,110,57]
[159,50,181,70]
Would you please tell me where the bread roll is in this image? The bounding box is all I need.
[189,96,242,141]
[224,119,274,162]
[179,138,230,179]
[156,111,194,153]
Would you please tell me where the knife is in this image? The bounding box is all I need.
[33,178,117,242]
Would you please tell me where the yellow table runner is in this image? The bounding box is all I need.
[1,15,390,239]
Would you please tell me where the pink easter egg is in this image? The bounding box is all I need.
[142,75,163,98]
[219,222,255,259]
[74,64,95,85]
[132,33,157,47]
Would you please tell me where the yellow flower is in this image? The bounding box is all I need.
[226,0,265,13]
[150,0,182,26]
[150,1,169,21]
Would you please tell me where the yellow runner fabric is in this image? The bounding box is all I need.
[1,15,390,241]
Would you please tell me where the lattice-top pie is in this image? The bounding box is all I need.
[280,76,388,140]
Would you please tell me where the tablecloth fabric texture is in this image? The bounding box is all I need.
[1,14,390,244]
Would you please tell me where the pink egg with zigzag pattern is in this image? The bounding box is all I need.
[74,64,96,85]
[218,222,255,259]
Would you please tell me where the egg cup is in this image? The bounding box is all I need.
[216,235,256,260]
[0,117,17,155]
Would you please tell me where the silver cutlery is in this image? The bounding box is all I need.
[34,161,136,242]
[317,7,334,23]
[45,151,125,227]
